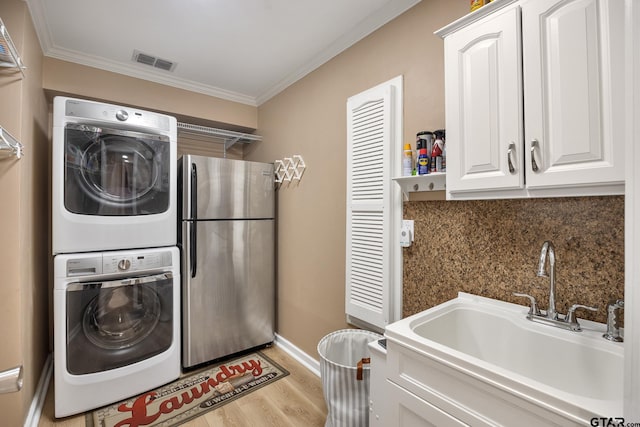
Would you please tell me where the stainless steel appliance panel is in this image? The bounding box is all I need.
[181,155,274,221]
[181,219,274,367]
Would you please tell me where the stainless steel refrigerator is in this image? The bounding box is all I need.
[178,155,275,368]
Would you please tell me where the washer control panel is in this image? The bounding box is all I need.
[66,250,173,277]
[103,251,171,274]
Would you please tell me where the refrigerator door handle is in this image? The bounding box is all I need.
[190,163,198,221]
[190,222,197,278]
[190,163,198,278]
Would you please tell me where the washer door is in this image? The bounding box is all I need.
[83,283,161,350]
[64,123,171,216]
[66,273,174,375]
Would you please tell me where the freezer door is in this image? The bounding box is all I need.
[181,155,274,220]
[181,219,275,367]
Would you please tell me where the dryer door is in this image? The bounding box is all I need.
[66,272,174,375]
[64,123,171,216]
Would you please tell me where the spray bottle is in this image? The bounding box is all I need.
[402,143,413,176]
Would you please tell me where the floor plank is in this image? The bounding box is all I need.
[38,345,327,427]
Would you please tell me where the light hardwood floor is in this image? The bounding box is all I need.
[38,346,327,427]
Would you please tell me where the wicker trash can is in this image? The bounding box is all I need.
[317,329,383,427]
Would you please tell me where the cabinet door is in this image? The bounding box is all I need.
[444,5,524,196]
[388,381,470,427]
[522,0,625,190]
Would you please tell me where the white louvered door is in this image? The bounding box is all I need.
[346,77,402,331]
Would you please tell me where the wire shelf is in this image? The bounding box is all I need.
[177,122,262,151]
[0,18,26,77]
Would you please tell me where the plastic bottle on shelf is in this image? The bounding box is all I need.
[402,143,413,176]
[417,148,430,175]
[431,143,441,173]
[433,130,445,173]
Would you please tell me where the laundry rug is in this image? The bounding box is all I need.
[86,351,289,427]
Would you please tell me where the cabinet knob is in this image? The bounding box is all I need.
[531,139,540,172]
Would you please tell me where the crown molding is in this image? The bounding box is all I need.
[26,0,422,108]
[25,0,53,55]
[25,0,257,106]
[434,0,518,38]
[44,46,258,106]
[256,0,421,105]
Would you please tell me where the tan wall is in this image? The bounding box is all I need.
[0,0,50,424]
[252,0,625,360]
[250,0,470,358]
[42,58,258,131]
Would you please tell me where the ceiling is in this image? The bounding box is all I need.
[25,0,421,106]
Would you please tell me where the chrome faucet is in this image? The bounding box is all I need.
[603,299,624,342]
[537,241,558,320]
[514,240,598,332]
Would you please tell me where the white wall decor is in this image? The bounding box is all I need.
[275,155,306,185]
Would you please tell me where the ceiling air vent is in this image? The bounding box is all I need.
[132,50,176,72]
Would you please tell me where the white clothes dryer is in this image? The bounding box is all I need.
[52,97,177,254]
[53,247,180,417]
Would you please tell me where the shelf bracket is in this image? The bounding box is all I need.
[224,136,242,151]
[392,173,446,198]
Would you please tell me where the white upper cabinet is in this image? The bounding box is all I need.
[522,0,625,191]
[436,0,626,200]
[442,5,524,195]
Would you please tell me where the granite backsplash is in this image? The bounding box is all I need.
[402,196,624,324]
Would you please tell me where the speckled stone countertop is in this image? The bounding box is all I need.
[402,196,624,324]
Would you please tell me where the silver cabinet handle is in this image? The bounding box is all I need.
[530,139,540,172]
[507,142,516,174]
[0,365,23,394]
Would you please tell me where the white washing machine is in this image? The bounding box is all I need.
[53,247,181,417]
[52,96,177,254]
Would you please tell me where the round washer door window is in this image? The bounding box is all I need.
[80,136,159,204]
[83,284,161,350]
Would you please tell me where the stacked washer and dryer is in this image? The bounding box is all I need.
[51,97,181,417]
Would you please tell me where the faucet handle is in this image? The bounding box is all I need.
[565,304,598,330]
[608,299,624,310]
[513,292,541,316]
[604,299,624,342]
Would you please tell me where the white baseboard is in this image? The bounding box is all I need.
[274,333,320,377]
[24,353,53,427]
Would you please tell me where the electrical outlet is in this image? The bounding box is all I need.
[402,219,414,242]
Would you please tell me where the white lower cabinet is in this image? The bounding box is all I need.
[381,340,585,427]
[368,340,389,427]
[388,381,468,427]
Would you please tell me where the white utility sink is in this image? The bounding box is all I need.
[384,293,623,425]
